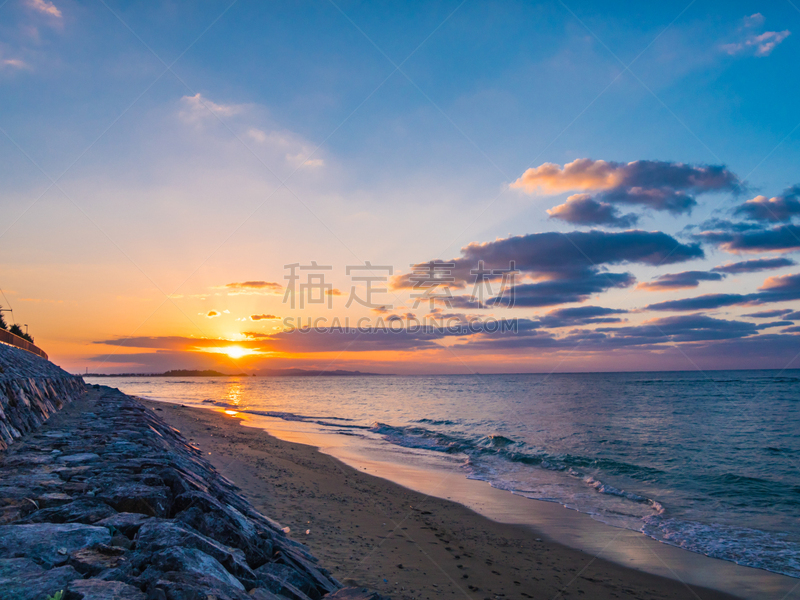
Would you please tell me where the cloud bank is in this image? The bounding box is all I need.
[512,159,741,225]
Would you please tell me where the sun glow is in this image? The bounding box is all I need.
[198,345,263,359]
[224,346,250,359]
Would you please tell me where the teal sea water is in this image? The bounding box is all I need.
[86,371,800,578]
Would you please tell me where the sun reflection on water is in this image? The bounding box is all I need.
[226,382,243,408]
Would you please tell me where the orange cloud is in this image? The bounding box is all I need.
[27,0,61,17]
[225,281,281,290]
[511,159,622,194]
[760,273,794,291]
[222,281,282,296]
[250,314,279,321]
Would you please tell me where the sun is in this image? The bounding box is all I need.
[196,345,263,359]
[194,343,272,360]
[223,346,250,359]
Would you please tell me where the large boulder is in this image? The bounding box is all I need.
[145,572,253,600]
[141,547,245,591]
[255,563,320,599]
[249,589,286,600]
[66,579,146,600]
[134,520,255,584]
[58,453,101,464]
[96,513,151,538]
[20,498,118,525]
[98,484,172,517]
[69,544,128,576]
[0,557,81,600]
[173,490,273,567]
[253,567,313,600]
[273,547,339,596]
[324,589,390,600]
[0,523,111,567]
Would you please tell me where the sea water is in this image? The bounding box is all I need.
[86,370,800,579]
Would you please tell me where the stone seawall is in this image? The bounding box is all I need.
[0,382,384,600]
[0,343,86,451]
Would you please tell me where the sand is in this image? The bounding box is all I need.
[141,399,741,600]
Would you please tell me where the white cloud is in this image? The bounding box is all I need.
[248,128,324,168]
[743,13,765,28]
[722,15,790,57]
[247,128,268,143]
[175,94,326,173]
[26,0,61,18]
[287,152,324,168]
[179,93,245,124]
[1,58,29,70]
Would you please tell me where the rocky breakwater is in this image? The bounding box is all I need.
[0,385,385,600]
[0,343,86,451]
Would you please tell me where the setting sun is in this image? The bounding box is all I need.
[222,346,252,359]
[197,345,262,359]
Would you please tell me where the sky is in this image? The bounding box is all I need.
[1,0,800,374]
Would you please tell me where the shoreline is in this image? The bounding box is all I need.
[141,398,764,600]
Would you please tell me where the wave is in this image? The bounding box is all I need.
[211,405,372,431]
[199,407,800,578]
[365,421,800,578]
[642,515,800,578]
[367,422,665,516]
[585,476,664,514]
[414,418,460,426]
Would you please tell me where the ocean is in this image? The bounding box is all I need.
[86,370,800,579]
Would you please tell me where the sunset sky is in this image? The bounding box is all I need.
[2,0,800,374]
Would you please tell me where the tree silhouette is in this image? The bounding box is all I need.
[0,306,6,331]
[9,324,33,343]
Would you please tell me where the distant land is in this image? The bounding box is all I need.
[83,368,384,377]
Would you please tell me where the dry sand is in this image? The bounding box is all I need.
[142,399,739,600]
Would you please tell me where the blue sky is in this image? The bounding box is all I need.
[1,0,799,373]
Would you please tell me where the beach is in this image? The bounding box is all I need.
[141,399,743,600]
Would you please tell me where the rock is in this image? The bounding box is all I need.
[273,548,339,595]
[110,533,134,550]
[21,498,118,525]
[0,471,65,493]
[66,579,146,600]
[254,569,313,600]
[97,513,151,538]
[0,497,39,524]
[147,572,252,600]
[134,520,255,584]
[99,484,172,517]
[324,589,390,600]
[142,547,246,591]
[0,557,81,600]
[249,589,285,600]
[69,544,128,576]
[174,491,273,567]
[0,523,111,567]
[37,492,74,507]
[150,466,200,498]
[1,452,56,467]
[0,370,383,600]
[58,453,101,464]
[255,563,319,599]
[53,465,95,479]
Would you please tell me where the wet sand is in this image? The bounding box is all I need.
[138,399,749,600]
